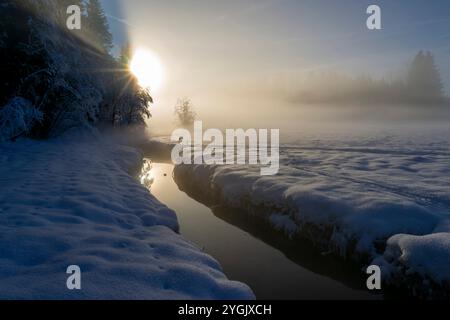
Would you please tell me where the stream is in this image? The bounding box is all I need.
[141,161,383,300]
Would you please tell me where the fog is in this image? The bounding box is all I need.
[147,65,450,139]
[100,0,450,138]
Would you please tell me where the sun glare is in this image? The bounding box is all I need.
[130,48,164,92]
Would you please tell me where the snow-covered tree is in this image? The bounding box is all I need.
[85,0,113,53]
[0,97,43,141]
[0,0,153,140]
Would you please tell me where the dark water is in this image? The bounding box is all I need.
[142,161,382,300]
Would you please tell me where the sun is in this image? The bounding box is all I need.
[130,48,164,92]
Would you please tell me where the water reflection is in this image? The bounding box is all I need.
[139,159,154,189]
[139,161,382,299]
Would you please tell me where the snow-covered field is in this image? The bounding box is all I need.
[174,127,450,296]
[0,130,254,299]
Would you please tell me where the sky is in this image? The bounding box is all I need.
[101,0,450,132]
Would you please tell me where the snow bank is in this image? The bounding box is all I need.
[376,233,450,284]
[0,130,254,299]
[173,137,450,293]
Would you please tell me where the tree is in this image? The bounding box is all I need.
[423,52,444,99]
[119,43,132,67]
[85,0,113,53]
[98,43,152,127]
[0,0,152,140]
[174,98,197,127]
[0,97,43,141]
[407,51,444,102]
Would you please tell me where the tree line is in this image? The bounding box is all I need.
[291,51,448,106]
[0,0,152,141]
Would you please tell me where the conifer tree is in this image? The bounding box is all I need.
[85,0,113,52]
[408,51,444,101]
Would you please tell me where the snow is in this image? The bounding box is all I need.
[269,213,299,238]
[0,97,43,142]
[0,130,254,300]
[173,128,450,290]
[379,233,450,284]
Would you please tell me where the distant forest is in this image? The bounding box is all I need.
[291,51,449,106]
[0,0,151,141]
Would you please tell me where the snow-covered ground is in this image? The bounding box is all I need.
[0,130,254,299]
[174,127,450,295]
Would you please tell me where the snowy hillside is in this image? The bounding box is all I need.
[174,130,450,296]
[0,130,254,299]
